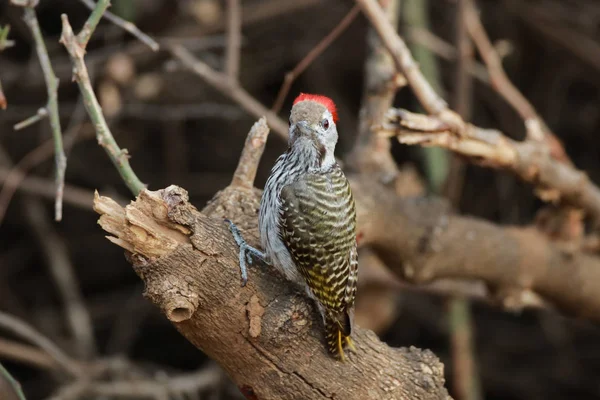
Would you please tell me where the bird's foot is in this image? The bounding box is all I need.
[225,219,268,286]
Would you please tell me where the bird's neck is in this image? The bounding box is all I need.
[287,137,336,173]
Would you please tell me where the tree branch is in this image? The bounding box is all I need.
[356,0,451,119]
[60,10,145,195]
[0,311,83,379]
[271,4,361,114]
[76,0,110,48]
[225,0,241,81]
[0,362,26,400]
[350,175,600,320]
[78,0,159,51]
[169,44,289,139]
[230,117,270,189]
[0,166,98,211]
[23,198,97,359]
[93,184,450,400]
[463,0,567,161]
[380,109,600,222]
[357,0,600,226]
[11,2,67,222]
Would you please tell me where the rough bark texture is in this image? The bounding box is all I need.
[94,184,451,400]
[351,176,600,319]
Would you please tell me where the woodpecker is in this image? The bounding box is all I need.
[227,93,358,360]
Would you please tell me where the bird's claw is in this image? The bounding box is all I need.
[225,218,265,287]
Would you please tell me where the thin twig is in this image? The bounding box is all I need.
[444,0,473,207]
[0,362,26,400]
[405,27,489,83]
[16,4,67,221]
[464,0,544,142]
[0,122,91,228]
[60,10,145,195]
[453,0,473,120]
[169,44,288,139]
[0,24,15,51]
[510,1,600,74]
[13,107,47,130]
[0,311,83,379]
[230,118,270,189]
[0,337,61,371]
[49,365,222,400]
[23,198,97,359]
[76,0,110,48]
[356,0,451,118]
[271,5,361,113]
[464,0,571,165]
[0,166,97,211]
[225,0,241,81]
[79,0,160,51]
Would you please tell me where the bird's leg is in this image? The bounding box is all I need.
[225,219,269,286]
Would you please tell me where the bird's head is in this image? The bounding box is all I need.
[288,93,339,169]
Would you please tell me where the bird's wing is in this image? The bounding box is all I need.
[278,168,357,333]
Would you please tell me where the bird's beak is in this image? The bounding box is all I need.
[289,121,314,146]
[296,120,313,135]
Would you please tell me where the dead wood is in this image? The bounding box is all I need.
[94,184,451,400]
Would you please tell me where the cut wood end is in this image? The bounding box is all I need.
[94,187,192,259]
[106,235,135,253]
[93,190,125,218]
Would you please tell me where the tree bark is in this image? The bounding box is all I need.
[94,184,451,400]
[351,175,600,319]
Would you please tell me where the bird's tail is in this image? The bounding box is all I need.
[325,310,356,361]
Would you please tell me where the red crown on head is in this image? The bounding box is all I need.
[293,93,338,123]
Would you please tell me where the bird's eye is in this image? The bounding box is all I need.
[322,119,330,130]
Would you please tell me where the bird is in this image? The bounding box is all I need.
[227,93,358,361]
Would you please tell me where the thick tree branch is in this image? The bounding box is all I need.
[93,184,451,400]
[351,175,600,320]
